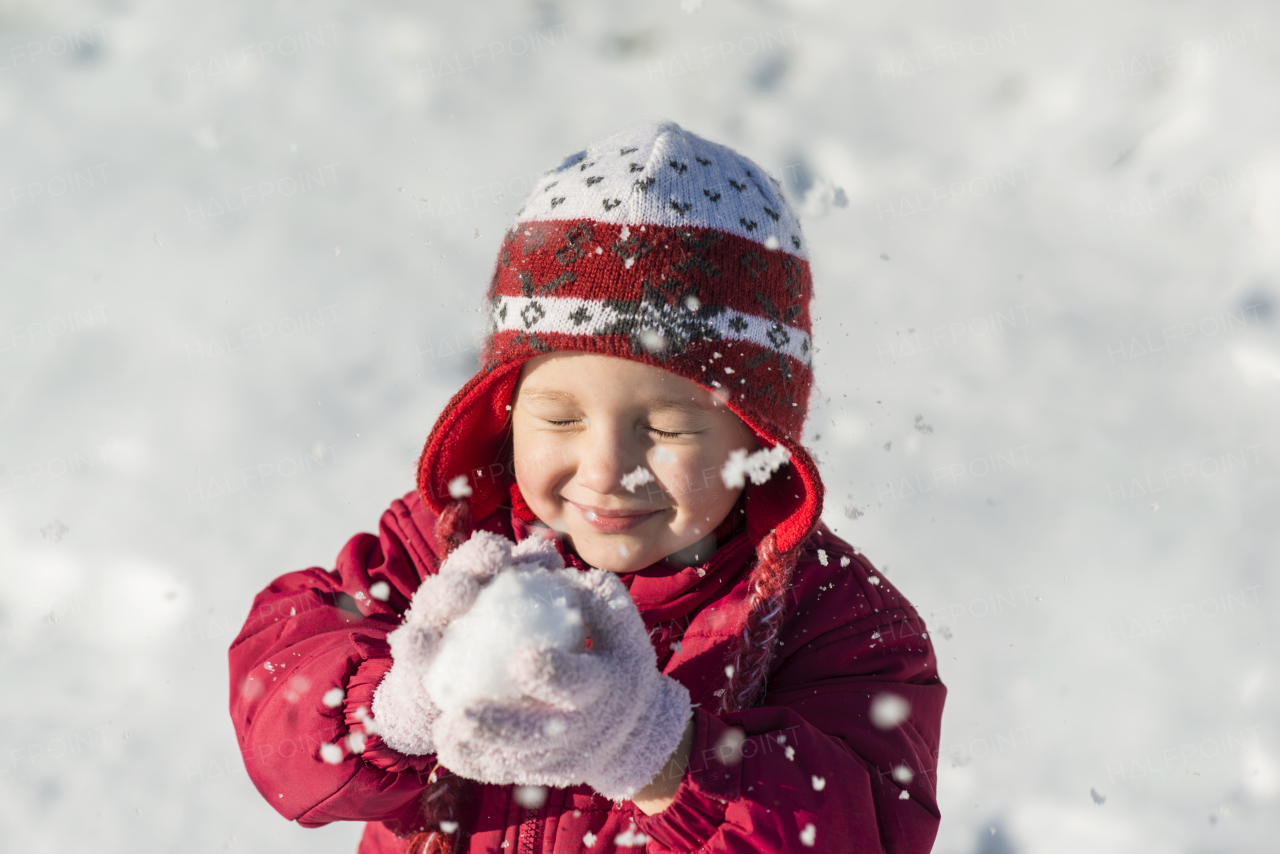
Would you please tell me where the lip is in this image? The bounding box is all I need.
[564,499,667,533]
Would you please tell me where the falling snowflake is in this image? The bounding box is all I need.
[785,746,795,760]
[1090,787,1106,805]
[440,821,460,833]
[448,475,472,498]
[319,743,343,764]
[369,581,391,601]
[583,831,597,846]
[840,556,851,567]
[898,790,910,800]
[720,444,792,489]
[714,728,746,765]
[639,328,667,354]
[346,732,366,754]
[870,693,910,730]
[817,549,828,566]
[614,821,649,847]
[41,520,69,541]
[514,785,547,809]
[353,705,382,735]
[322,687,345,708]
[799,823,816,847]
[621,465,655,493]
[811,775,826,791]
[892,765,914,784]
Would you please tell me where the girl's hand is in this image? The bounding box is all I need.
[373,531,564,756]
[431,567,693,801]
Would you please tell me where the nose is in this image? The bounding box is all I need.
[572,419,645,498]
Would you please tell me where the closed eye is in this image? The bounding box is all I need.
[647,427,686,439]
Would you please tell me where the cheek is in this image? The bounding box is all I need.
[512,432,570,501]
[654,448,728,507]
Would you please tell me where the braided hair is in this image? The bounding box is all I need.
[717,531,800,714]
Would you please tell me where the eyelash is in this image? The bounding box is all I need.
[545,419,685,439]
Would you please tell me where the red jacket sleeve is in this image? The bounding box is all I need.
[227,492,444,832]
[637,549,945,854]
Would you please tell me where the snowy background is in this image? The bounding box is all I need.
[2,0,1278,851]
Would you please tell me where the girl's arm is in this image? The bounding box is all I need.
[227,493,443,833]
[636,561,945,854]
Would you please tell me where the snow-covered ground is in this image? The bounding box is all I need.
[2,1,1278,851]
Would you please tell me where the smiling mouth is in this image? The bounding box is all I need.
[564,499,669,533]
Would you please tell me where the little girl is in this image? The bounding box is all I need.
[229,121,945,854]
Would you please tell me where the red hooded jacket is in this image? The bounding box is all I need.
[228,490,945,853]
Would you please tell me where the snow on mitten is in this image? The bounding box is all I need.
[372,531,564,755]
[432,569,692,801]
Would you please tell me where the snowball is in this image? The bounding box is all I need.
[799,823,816,847]
[319,743,343,764]
[620,466,655,493]
[870,693,910,730]
[448,475,472,499]
[369,581,391,601]
[720,444,792,489]
[424,568,587,713]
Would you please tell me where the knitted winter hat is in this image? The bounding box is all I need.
[419,119,822,559]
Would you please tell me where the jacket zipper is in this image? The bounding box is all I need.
[517,805,541,854]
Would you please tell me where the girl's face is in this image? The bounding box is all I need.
[511,353,758,573]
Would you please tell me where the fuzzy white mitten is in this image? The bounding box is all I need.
[372,530,564,756]
[431,567,693,801]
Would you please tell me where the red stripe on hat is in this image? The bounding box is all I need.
[490,220,812,331]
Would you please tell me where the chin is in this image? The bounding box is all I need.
[572,536,658,573]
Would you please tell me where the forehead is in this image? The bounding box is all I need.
[515,353,715,413]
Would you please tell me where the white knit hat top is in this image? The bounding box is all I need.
[516,121,806,260]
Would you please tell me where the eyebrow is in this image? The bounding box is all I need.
[518,388,710,416]
[518,388,579,405]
